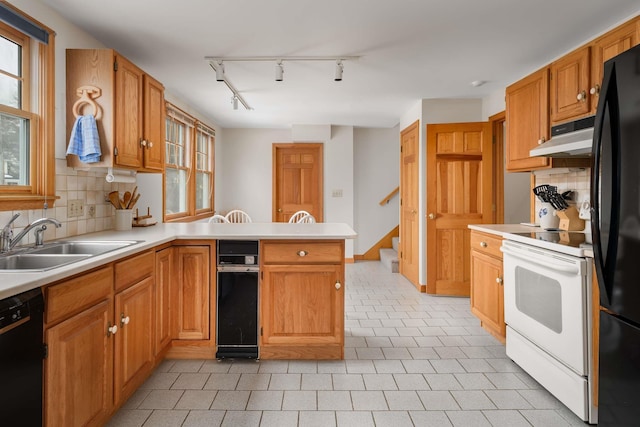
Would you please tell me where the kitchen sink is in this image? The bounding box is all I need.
[0,240,142,271]
[29,240,140,255]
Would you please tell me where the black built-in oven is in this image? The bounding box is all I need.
[216,240,259,359]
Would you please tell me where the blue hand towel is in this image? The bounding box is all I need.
[67,114,102,163]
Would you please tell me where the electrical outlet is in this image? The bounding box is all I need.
[332,189,343,198]
[68,199,84,218]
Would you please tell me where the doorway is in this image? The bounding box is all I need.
[399,121,420,289]
[272,143,323,222]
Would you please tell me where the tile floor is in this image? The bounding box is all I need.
[108,261,584,427]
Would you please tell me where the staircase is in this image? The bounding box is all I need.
[379,236,399,273]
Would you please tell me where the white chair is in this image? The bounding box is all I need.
[289,210,316,223]
[225,209,252,223]
[208,214,229,223]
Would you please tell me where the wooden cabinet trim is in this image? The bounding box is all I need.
[114,250,154,292]
[261,240,344,264]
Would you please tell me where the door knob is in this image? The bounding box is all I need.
[428,213,435,220]
[335,281,341,290]
[277,208,282,213]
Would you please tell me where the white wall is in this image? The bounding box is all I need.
[353,126,399,254]
[482,89,506,120]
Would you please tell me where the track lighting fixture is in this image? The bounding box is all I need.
[215,61,225,81]
[232,95,238,110]
[275,61,284,82]
[334,60,343,82]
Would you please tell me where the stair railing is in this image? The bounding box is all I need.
[379,186,399,206]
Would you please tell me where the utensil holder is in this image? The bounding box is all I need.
[538,202,559,230]
[115,209,133,231]
[557,206,586,231]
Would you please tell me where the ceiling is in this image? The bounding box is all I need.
[40,0,640,129]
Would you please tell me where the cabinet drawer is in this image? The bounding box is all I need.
[115,250,154,292]
[45,266,113,325]
[262,241,343,264]
[470,231,503,259]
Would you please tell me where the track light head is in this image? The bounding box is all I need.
[216,61,225,81]
[275,61,284,82]
[232,95,238,110]
[334,60,343,81]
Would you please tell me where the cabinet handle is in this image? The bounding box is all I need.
[590,84,600,96]
[140,139,147,147]
[297,250,308,257]
[107,323,118,337]
[120,313,130,326]
[147,141,153,149]
[335,281,342,290]
[428,213,435,220]
[496,277,503,285]
[480,241,488,248]
[537,137,546,145]
[576,90,587,102]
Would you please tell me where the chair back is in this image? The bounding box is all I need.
[208,214,229,223]
[297,213,316,223]
[288,210,313,223]
[225,209,252,223]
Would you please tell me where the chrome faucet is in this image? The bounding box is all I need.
[0,215,62,253]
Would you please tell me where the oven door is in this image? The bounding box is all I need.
[501,240,589,375]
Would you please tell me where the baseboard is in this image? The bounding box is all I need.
[356,225,399,261]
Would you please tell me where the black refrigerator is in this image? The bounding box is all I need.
[592,43,640,426]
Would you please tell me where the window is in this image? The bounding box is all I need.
[0,4,55,210]
[164,103,214,221]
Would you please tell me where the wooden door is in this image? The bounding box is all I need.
[550,46,591,124]
[114,276,154,405]
[45,300,113,427]
[591,19,640,113]
[142,74,165,171]
[174,246,210,340]
[399,121,420,289]
[272,143,323,222]
[505,67,550,171]
[261,264,344,347]
[155,247,174,355]
[115,54,143,169]
[426,122,493,296]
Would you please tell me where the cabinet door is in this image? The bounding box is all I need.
[114,276,155,405]
[470,250,505,340]
[143,74,165,171]
[550,46,591,124]
[591,19,640,113]
[155,247,174,353]
[114,54,144,169]
[261,264,344,347]
[45,300,113,427]
[175,246,210,340]
[506,67,550,171]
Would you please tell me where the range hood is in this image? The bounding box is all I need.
[530,116,595,157]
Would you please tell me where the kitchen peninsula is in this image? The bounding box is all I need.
[0,222,355,427]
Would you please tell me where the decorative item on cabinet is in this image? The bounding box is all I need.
[66,49,165,172]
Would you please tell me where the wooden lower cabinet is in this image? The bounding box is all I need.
[45,299,113,427]
[469,231,505,342]
[113,276,154,405]
[260,240,345,359]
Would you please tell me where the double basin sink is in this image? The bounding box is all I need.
[0,240,142,271]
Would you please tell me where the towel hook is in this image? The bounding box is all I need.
[72,85,103,119]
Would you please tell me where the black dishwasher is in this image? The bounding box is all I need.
[0,288,44,426]
[216,240,259,359]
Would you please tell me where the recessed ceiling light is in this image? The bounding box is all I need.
[470,80,486,87]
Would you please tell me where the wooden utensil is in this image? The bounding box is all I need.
[108,191,121,209]
[129,186,138,209]
[128,193,141,209]
[123,191,132,209]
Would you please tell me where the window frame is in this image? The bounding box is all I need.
[0,5,55,211]
[163,102,214,222]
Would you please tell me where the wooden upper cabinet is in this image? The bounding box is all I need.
[550,46,591,124]
[66,49,165,171]
[590,18,640,112]
[506,67,551,171]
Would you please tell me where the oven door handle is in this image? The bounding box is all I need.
[217,265,259,273]
[500,245,581,275]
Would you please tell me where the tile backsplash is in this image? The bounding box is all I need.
[0,159,137,246]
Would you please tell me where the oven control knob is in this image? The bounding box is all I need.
[496,277,503,285]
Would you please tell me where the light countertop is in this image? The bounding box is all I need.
[0,222,356,300]
[468,223,542,237]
